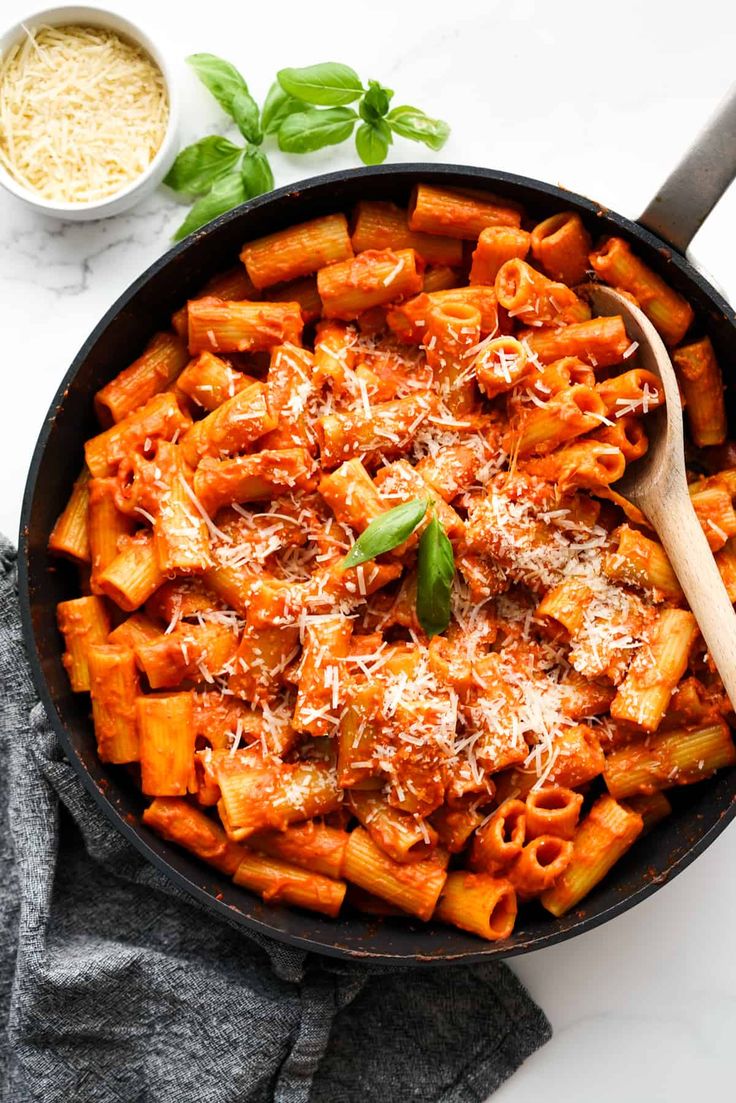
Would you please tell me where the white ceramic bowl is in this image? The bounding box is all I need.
[0,5,179,220]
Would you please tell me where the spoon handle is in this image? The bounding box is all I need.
[645,487,736,708]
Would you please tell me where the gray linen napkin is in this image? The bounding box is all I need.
[0,536,550,1103]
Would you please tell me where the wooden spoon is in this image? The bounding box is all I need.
[584,284,736,707]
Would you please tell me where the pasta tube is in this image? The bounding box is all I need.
[261,344,317,453]
[342,827,447,920]
[229,625,300,702]
[541,795,643,916]
[215,755,341,839]
[589,237,693,346]
[510,384,608,456]
[233,850,346,917]
[430,799,488,854]
[524,786,583,840]
[673,337,726,447]
[135,622,238,690]
[187,297,303,354]
[423,299,480,415]
[474,336,531,399]
[530,211,592,285]
[193,448,315,514]
[495,259,590,327]
[96,531,167,612]
[95,331,189,425]
[138,691,196,797]
[470,225,531,285]
[509,835,573,896]
[248,822,349,879]
[180,381,275,466]
[408,183,521,238]
[434,872,517,940]
[84,392,191,478]
[318,249,423,320]
[624,791,672,834]
[317,394,433,469]
[603,525,683,602]
[351,201,463,266]
[87,644,140,763]
[240,213,353,289]
[143,796,245,874]
[469,799,526,873]
[604,721,736,798]
[266,275,323,323]
[318,459,386,532]
[522,316,630,367]
[611,608,699,731]
[293,614,353,735]
[175,352,254,411]
[57,596,110,692]
[88,476,136,591]
[48,468,91,563]
[348,791,438,864]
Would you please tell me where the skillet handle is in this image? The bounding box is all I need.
[639,82,736,253]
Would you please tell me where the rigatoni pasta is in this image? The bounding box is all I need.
[49,183,736,942]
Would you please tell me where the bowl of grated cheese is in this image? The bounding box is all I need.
[0,6,179,218]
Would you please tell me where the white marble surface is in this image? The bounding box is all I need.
[1,0,735,1097]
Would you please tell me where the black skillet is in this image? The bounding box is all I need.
[18,86,736,963]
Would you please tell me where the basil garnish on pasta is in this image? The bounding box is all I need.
[416,513,455,638]
[341,498,428,569]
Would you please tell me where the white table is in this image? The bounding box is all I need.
[1,0,735,1097]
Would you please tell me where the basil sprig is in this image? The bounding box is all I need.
[342,500,455,637]
[172,173,248,242]
[187,54,255,116]
[241,149,274,195]
[261,82,303,135]
[355,118,392,166]
[342,499,427,569]
[386,105,450,152]
[163,135,242,197]
[164,56,451,239]
[278,107,358,154]
[416,514,455,637]
[277,62,364,106]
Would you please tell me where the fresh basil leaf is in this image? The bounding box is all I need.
[277,62,363,106]
[172,172,246,241]
[387,105,450,152]
[342,498,427,569]
[242,149,274,197]
[416,514,455,637]
[232,90,262,144]
[355,119,391,166]
[359,80,393,123]
[278,107,357,153]
[261,81,303,135]
[163,136,243,196]
[187,54,252,118]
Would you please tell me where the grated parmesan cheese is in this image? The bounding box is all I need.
[0,23,169,203]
